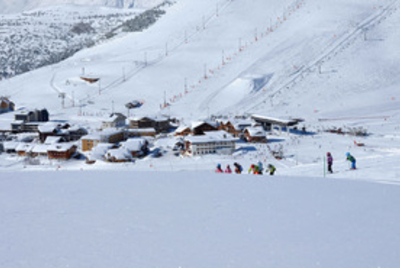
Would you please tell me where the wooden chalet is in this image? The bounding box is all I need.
[128,116,171,134]
[38,123,87,143]
[174,126,191,136]
[101,113,126,129]
[191,121,218,135]
[47,144,77,160]
[218,121,242,137]
[81,129,125,152]
[30,145,49,158]
[105,148,133,163]
[120,138,148,158]
[0,97,15,113]
[16,143,34,156]
[126,128,156,138]
[244,127,267,143]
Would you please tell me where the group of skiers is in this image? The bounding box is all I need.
[215,162,276,175]
[326,152,357,173]
[215,152,357,175]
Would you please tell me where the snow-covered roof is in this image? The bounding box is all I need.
[3,141,20,150]
[38,122,58,133]
[68,125,86,132]
[251,114,295,125]
[44,136,62,144]
[87,143,114,161]
[126,128,156,133]
[102,113,126,123]
[31,144,49,154]
[129,115,169,122]
[15,143,34,152]
[11,120,25,125]
[47,143,76,152]
[0,97,13,105]
[106,147,132,160]
[185,131,237,144]
[245,126,266,137]
[175,125,190,133]
[15,133,38,142]
[82,128,123,140]
[190,121,217,130]
[120,138,145,151]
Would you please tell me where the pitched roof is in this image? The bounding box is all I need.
[126,128,156,133]
[120,138,146,151]
[106,148,132,160]
[102,113,127,123]
[47,143,76,152]
[44,136,62,144]
[185,130,238,144]
[31,144,49,154]
[82,128,123,140]
[245,126,266,137]
[15,143,34,152]
[175,125,190,133]
[38,122,58,133]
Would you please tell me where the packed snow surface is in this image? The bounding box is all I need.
[1,0,400,266]
[1,171,400,268]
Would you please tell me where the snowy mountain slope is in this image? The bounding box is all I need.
[0,0,399,178]
[0,6,141,79]
[0,0,164,14]
[1,171,400,268]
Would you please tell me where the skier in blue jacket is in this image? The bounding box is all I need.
[346,152,356,170]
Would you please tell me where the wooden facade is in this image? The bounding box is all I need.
[174,127,191,136]
[81,130,125,151]
[218,121,241,137]
[47,145,77,160]
[129,117,170,134]
[192,122,217,135]
[244,128,267,143]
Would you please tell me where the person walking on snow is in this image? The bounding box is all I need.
[225,165,232,174]
[266,164,276,175]
[215,163,223,173]
[346,152,356,170]
[327,152,333,173]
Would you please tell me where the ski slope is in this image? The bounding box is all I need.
[1,1,400,266]
[1,0,398,121]
[0,0,400,180]
[1,171,400,268]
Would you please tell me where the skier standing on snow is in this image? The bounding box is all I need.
[248,164,260,174]
[215,164,223,173]
[225,165,232,174]
[266,164,276,175]
[234,162,243,174]
[346,152,356,170]
[257,161,264,175]
[327,152,333,173]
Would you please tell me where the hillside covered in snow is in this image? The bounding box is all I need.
[0,0,399,178]
[0,0,165,14]
[0,2,170,80]
[1,1,400,267]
